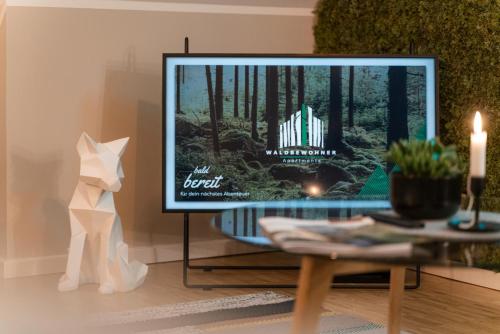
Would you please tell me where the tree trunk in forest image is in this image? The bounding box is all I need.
[176,65,181,114]
[205,65,220,157]
[251,66,259,140]
[233,65,239,117]
[297,66,304,109]
[215,65,223,120]
[348,66,355,128]
[285,66,292,118]
[387,66,409,148]
[266,66,279,150]
[244,65,250,119]
[264,66,270,122]
[326,66,343,151]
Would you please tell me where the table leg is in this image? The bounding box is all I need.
[388,266,406,334]
[291,255,336,334]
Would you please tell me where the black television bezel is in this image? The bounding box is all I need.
[162,53,439,213]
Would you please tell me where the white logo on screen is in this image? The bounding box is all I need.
[279,105,325,149]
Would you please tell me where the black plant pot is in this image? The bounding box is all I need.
[390,173,462,220]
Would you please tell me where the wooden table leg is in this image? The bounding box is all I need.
[388,266,406,334]
[291,255,336,334]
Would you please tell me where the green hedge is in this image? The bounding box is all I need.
[314,0,499,203]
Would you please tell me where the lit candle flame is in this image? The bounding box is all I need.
[473,111,483,134]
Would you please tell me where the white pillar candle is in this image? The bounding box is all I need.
[470,111,487,177]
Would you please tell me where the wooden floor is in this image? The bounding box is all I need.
[1,253,499,333]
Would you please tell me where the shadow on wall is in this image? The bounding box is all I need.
[135,99,168,239]
[9,150,67,258]
[101,65,218,248]
[102,67,163,246]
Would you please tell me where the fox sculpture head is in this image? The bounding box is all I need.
[77,132,129,192]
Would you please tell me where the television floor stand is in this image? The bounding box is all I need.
[182,213,421,290]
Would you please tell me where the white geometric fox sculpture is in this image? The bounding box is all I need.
[58,132,148,294]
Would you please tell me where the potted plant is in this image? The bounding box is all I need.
[387,139,463,219]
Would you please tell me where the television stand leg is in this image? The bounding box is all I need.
[182,212,191,288]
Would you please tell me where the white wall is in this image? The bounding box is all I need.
[0,2,314,277]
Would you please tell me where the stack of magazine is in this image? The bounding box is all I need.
[259,216,440,261]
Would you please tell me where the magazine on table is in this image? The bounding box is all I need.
[258,216,438,260]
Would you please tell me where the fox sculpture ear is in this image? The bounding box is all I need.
[103,137,129,157]
[77,132,98,157]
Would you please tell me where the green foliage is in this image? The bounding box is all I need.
[314,0,499,202]
[387,139,462,178]
[475,245,500,272]
[314,1,499,267]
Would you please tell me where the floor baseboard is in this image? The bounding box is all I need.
[1,239,262,279]
[4,245,499,291]
[422,266,500,291]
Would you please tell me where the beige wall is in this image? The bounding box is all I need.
[0,0,6,261]
[1,5,313,270]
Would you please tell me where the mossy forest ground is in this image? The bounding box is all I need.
[175,65,426,202]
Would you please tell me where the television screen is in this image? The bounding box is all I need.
[163,55,437,211]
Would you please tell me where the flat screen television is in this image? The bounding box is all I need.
[163,54,438,212]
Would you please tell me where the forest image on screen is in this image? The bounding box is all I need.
[174,64,427,203]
